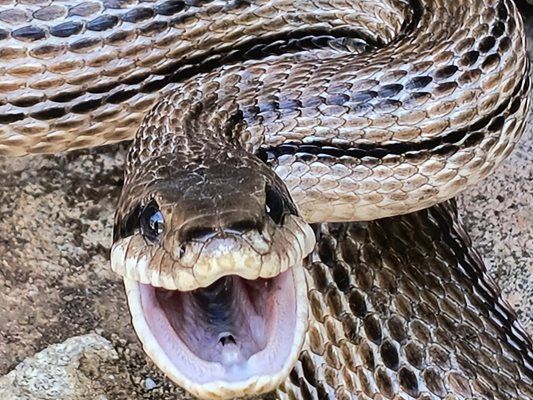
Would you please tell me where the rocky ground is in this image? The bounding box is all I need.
[0,6,532,400]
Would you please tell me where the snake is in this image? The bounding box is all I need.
[0,0,532,399]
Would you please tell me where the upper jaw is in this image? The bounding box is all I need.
[110,214,315,291]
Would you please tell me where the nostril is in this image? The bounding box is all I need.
[176,244,186,258]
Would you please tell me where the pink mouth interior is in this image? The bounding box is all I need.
[139,269,298,384]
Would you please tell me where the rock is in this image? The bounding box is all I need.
[0,334,123,400]
[145,377,158,390]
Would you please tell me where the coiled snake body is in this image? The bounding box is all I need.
[1,0,532,399]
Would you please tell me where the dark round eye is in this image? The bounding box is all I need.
[140,200,164,242]
[265,186,284,224]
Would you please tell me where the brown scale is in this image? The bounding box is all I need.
[278,200,533,399]
[0,0,531,398]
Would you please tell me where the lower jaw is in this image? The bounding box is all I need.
[123,264,308,400]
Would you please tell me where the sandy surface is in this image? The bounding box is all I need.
[0,6,531,400]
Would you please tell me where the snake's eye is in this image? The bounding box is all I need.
[265,186,284,224]
[140,200,165,242]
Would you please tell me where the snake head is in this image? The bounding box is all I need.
[111,148,315,399]
[113,151,310,286]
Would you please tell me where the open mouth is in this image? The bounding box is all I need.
[124,264,308,399]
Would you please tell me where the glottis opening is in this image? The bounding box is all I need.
[124,265,307,398]
[156,276,275,367]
